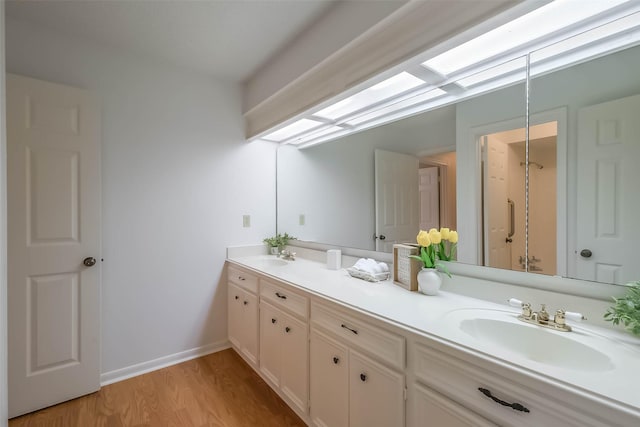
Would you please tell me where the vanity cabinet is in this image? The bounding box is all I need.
[310,302,406,427]
[227,266,259,366]
[409,382,497,427]
[409,340,616,427]
[259,280,309,416]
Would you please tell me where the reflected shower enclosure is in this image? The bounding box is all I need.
[482,122,557,275]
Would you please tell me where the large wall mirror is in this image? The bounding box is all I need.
[277,15,640,287]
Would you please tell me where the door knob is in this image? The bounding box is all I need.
[374,234,386,240]
[580,249,592,258]
[83,257,97,267]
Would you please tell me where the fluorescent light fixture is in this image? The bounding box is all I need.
[457,56,526,88]
[288,125,346,145]
[346,88,447,126]
[422,0,630,76]
[314,72,425,120]
[261,118,324,142]
[529,11,640,71]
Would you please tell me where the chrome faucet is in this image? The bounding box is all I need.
[508,299,585,332]
[280,249,296,261]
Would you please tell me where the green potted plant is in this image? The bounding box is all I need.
[263,233,295,255]
[604,281,640,336]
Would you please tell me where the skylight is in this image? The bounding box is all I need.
[314,72,425,120]
[346,88,447,126]
[422,0,631,76]
[251,0,640,148]
[261,118,324,142]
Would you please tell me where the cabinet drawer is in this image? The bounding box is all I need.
[261,279,308,319]
[413,342,606,427]
[227,265,258,293]
[312,302,405,370]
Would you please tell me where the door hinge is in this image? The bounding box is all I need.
[403,387,407,401]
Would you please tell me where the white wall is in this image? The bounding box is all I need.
[5,18,276,376]
[0,3,8,425]
[277,104,455,250]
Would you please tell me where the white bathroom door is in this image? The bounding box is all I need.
[419,167,439,231]
[575,94,640,284]
[7,74,101,417]
[374,149,419,252]
[483,136,511,269]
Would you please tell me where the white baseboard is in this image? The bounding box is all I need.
[100,340,231,386]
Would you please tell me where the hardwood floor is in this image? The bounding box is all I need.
[9,349,306,427]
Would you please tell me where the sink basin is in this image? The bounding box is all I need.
[444,310,614,372]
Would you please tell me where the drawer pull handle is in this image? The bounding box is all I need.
[285,327,291,333]
[333,357,340,364]
[271,318,277,324]
[341,324,358,335]
[478,388,530,413]
[234,296,239,300]
[238,276,245,281]
[243,301,248,305]
[360,373,367,382]
[275,292,287,299]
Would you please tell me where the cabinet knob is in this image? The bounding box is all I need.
[360,373,367,382]
[243,301,248,305]
[332,357,340,364]
[285,327,291,333]
[234,295,239,300]
[275,292,287,300]
[271,318,277,324]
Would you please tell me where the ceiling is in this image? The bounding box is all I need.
[5,0,344,82]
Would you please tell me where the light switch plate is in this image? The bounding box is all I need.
[243,215,251,228]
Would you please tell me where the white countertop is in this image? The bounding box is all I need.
[227,254,640,415]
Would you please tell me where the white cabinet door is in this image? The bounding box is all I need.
[8,74,101,417]
[410,383,497,427]
[243,290,259,365]
[260,301,282,386]
[280,311,309,415]
[349,350,405,427]
[228,282,243,349]
[310,330,349,427]
[228,282,258,366]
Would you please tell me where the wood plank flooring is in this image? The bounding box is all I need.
[9,349,306,427]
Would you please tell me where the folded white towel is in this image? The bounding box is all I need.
[353,258,388,275]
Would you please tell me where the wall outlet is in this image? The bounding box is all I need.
[299,214,305,226]
[243,215,251,228]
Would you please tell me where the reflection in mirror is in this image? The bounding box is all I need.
[278,57,526,253]
[277,11,640,287]
[530,33,640,285]
[481,122,557,276]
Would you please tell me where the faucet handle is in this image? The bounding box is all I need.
[538,304,549,321]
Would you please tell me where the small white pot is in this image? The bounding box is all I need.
[417,268,442,295]
[269,246,280,255]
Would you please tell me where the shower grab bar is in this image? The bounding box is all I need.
[508,199,515,238]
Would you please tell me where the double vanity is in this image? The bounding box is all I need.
[226,248,640,427]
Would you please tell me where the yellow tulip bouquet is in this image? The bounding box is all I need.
[409,228,458,278]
